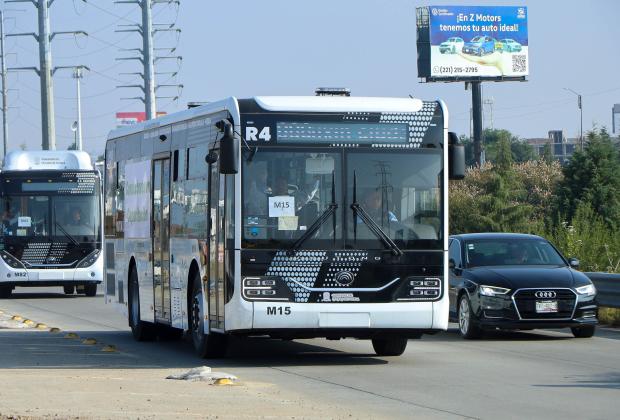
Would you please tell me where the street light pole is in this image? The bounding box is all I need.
[564,88,583,150]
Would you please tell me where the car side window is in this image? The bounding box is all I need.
[449,240,462,269]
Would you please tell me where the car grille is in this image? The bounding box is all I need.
[513,289,576,320]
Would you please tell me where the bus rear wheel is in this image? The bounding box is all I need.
[63,285,75,295]
[128,267,156,341]
[190,272,227,358]
[371,337,408,356]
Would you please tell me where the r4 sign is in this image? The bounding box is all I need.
[245,126,271,142]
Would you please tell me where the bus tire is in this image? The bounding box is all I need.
[0,286,12,299]
[128,267,156,341]
[371,337,408,356]
[63,285,75,295]
[84,284,97,297]
[190,272,227,358]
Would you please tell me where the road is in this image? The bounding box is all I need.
[0,285,619,419]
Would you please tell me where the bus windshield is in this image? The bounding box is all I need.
[1,175,101,243]
[241,148,442,250]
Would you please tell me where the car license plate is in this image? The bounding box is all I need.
[535,300,558,313]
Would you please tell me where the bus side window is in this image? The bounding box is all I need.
[173,149,187,183]
[173,150,179,182]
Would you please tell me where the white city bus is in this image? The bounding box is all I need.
[104,95,464,357]
[0,151,103,298]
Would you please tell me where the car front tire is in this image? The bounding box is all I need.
[458,294,482,339]
[571,325,595,338]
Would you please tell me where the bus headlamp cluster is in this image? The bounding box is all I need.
[405,277,441,300]
[242,277,292,301]
[77,249,101,268]
[0,250,25,269]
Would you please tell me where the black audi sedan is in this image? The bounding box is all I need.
[448,233,598,339]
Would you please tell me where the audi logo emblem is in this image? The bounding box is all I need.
[335,271,355,286]
[535,291,556,299]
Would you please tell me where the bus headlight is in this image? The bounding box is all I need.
[242,276,293,301]
[77,250,101,268]
[0,250,25,269]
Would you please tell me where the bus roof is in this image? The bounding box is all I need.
[106,95,429,141]
[2,150,94,171]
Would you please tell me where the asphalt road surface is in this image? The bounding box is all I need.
[1,285,618,419]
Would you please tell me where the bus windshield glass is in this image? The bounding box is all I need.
[1,174,101,243]
[242,149,342,249]
[346,150,442,250]
[241,148,442,250]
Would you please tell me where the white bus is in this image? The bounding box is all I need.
[0,151,103,298]
[104,95,464,357]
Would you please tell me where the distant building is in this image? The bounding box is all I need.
[613,104,620,135]
[525,130,578,163]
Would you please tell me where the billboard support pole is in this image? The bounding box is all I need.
[472,81,483,166]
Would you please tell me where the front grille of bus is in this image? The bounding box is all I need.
[512,289,577,320]
[19,242,75,268]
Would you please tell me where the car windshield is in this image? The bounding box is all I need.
[464,239,566,268]
[503,39,513,43]
[471,36,483,42]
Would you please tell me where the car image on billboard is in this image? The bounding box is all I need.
[419,5,529,80]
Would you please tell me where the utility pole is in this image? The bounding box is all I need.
[471,81,483,166]
[116,0,182,120]
[564,88,583,150]
[7,0,87,150]
[74,67,83,150]
[483,97,494,130]
[0,10,8,159]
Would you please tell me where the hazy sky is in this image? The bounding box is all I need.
[1,0,619,156]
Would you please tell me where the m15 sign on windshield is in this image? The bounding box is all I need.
[417,6,528,81]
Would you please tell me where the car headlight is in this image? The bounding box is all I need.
[479,285,511,297]
[575,284,596,296]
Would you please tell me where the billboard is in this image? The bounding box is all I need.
[417,6,528,81]
[116,112,167,127]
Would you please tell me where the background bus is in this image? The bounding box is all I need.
[0,151,103,298]
[104,95,464,357]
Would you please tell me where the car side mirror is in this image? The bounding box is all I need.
[448,132,465,180]
[568,257,580,269]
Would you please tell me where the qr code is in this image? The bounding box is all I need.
[512,54,527,72]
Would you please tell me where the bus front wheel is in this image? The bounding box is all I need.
[190,272,227,358]
[0,286,12,299]
[84,284,97,297]
[63,285,75,295]
[371,337,408,356]
[128,267,156,341]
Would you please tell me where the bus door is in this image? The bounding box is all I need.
[153,158,172,324]
[208,156,225,331]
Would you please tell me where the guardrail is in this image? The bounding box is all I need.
[585,272,620,309]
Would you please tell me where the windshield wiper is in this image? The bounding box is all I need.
[54,221,79,247]
[351,171,403,256]
[289,172,338,253]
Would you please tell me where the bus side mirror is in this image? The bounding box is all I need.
[218,121,239,175]
[448,131,465,180]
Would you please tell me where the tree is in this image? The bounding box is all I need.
[540,143,554,163]
[555,128,620,228]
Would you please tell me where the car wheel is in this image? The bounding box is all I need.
[189,271,227,358]
[128,267,156,341]
[0,286,12,299]
[458,294,482,339]
[372,338,408,356]
[571,325,595,338]
[84,284,97,297]
[63,285,75,295]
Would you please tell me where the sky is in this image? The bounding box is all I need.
[1,0,619,157]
